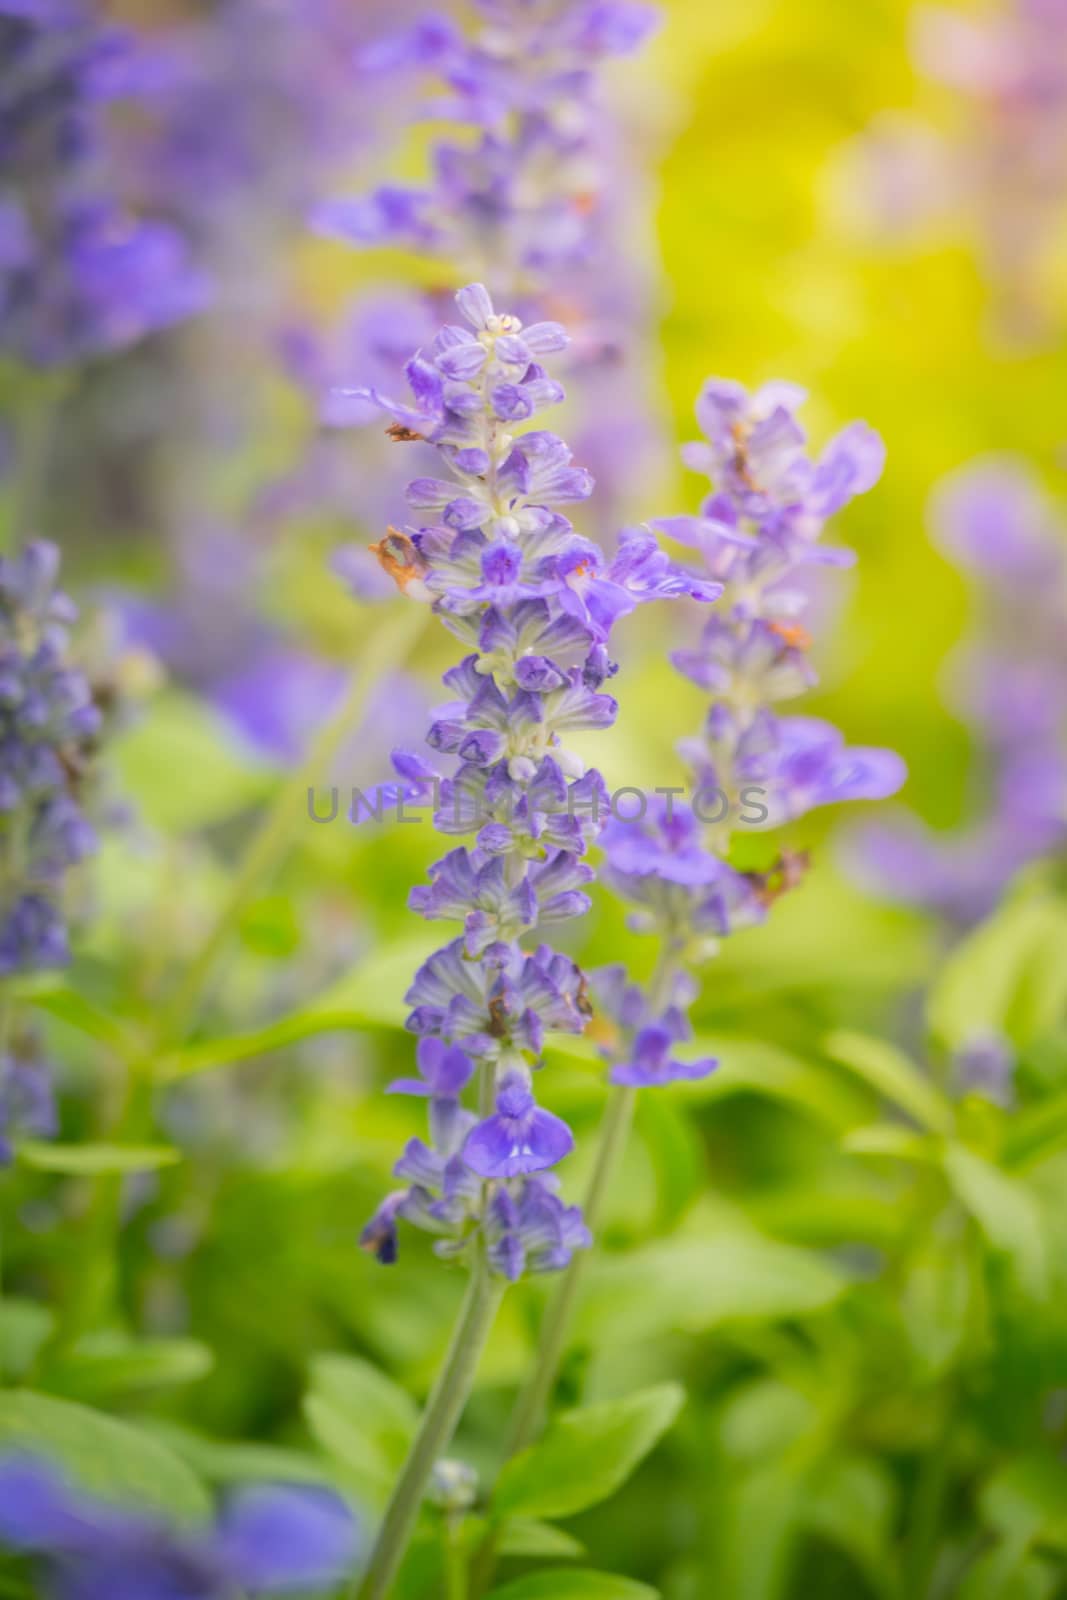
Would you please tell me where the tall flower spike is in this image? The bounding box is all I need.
[593,378,904,1078]
[352,284,714,1278]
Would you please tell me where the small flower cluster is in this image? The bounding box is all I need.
[841,0,1067,340]
[0,542,99,975]
[0,1456,357,1600]
[847,458,1067,924]
[314,0,659,282]
[356,284,713,1277]
[0,3,205,366]
[593,380,905,1084]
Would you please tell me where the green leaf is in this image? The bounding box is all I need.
[0,1300,54,1381]
[690,1035,870,1133]
[0,1390,210,1521]
[823,1031,954,1133]
[981,1453,1067,1551]
[1004,1090,1067,1170]
[494,1383,683,1522]
[17,1142,182,1174]
[114,691,272,831]
[577,1232,843,1344]
[801,1455,897,1598]
[928,894,1067,1050]
[147,1423,333,1488]
[487,1571,658,1600]
[495,1520,586,1560]
[304,1354,416,1504]
[942,1146,1048,1297]
[843,1125,940,1161]
[163,934,442,1078]
[47,1335,214,1403]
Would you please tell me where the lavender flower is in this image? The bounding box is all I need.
[355,284,709,1277]
[593,379,904,1081]
[845,458,1067,924]
[840,0,1067,341]
[314,3,659,282]
[0,541,99,976]
[0,1456,358,1600]
[0,3,205,365]
[0,1035,57,1166]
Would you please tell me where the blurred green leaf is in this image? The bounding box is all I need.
[46,1335,214,1403]
[148,1423,333,1487]
[114,691,272,831]
[487,1570,658,1599]
[494,1384,683,1521]
[982,1453,1067,1551]
[0,1301,54,1382]
[719,1380,816,1463]
[823,1031,954,1132]
[942,1146,1048,1298]
[17,1142,181,1174]
[928,896,1067,1051]
[0,1390,210,1521]
[304,1354,416,1506]
[494,1520,586,1560]
[801,1455,897,1598]
[1004,1090,1067,1171]
[578,1231,844,1344]
[843,1124,940,1161]
[903,1232,976,1377]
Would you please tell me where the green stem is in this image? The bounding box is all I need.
[468,944,682,1597]
[356,1249,503,1600]
[501,1082,636,1462]
[158,601,428,1043]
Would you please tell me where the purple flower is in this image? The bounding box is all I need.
[1,543,100,975]
[387,1037,475,1099]
[462,1071,574,1179]
[0,1046,57,1165]
[952,1032,1016,1108]
[0,1456,358,1599]
[609,1024,717,1088]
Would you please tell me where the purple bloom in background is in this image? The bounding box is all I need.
[0,1046,57,1165]
[0,542,99,979]
[839,0,1067,341]
[0,4,206,365]
[0,1455,358,1599]
[845,457,1067,925]
[357,285,708,1274]
[952,1031,1016,1107]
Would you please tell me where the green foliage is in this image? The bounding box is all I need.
[494,1385,684,1522]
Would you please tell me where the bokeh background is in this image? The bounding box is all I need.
[4,1,1067,1597]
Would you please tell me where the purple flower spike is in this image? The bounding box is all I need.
[355,286,695,1274]
[462,1072,574,1179]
